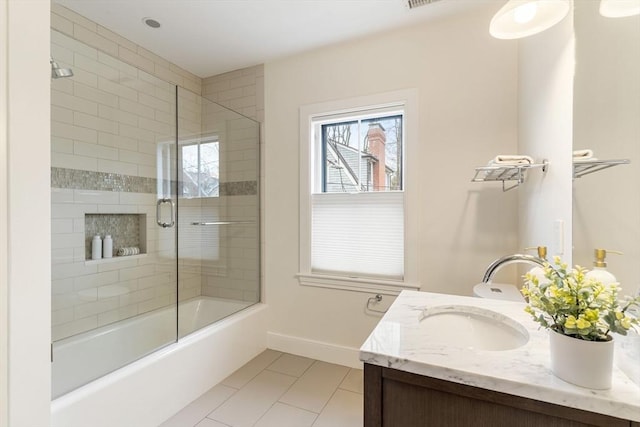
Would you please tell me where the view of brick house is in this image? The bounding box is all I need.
[322,116,402,193]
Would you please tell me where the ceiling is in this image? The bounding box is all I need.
[54,0,496,78]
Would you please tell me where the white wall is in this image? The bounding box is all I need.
[264,4,520,365]
[0,1,52,426]
[518,11,574,265]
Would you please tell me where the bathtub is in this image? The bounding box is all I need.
[51,296,268,427]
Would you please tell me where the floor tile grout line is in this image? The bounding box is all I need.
[199,385,240,426]
[312,368,351,417]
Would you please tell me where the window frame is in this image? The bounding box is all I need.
[179,136,220,199]
[298,90,420,295]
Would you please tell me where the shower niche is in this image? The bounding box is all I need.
[84,213,147,262]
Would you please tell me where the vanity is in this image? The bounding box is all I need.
[360,291,640,427]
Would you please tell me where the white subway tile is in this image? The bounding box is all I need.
[119,192,155,205]
[118,98,155,119]
[119,265,157,282]
[137,165,157,179]
[51,232,84,250]
[52,89,99,115]
[74,52,119,80]
[51,188,75,203]
[97,304,139,327]
[52,152,98,171]
[51,202,97,219]
[51,13,74,36]
[96,24,137,50]
[53,29,98,60]
[52,219,74,234]
[52,307,75,327]
[74,111,119,135]
[138,93,171,113]
[138,116,172,135]
[97,258,139,272]
[74,24,118,57]
[98,76,138,101]
[97,159,138,176]
[75,297,120,319]
[52,120,98,143]
[52,105,74,124]
[74,82,118,108]
[73,189,119,204]
[98,104,138,127]
[118,46,154,74]
[119,123,155,142]
[137,141,158,155]
[70,65,99,88]
[97,204,138,214]
[52,248,76,265]
[74,271,120,291]
[94,54,136,80]
[52,316,97,341]
[137,294,173,314]
[71,141,113,160]
[98,132,138,151]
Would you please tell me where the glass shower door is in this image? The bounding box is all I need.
[50,29,179,397]
[177,87,260,338]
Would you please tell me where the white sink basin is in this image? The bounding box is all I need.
[418,305,529,351]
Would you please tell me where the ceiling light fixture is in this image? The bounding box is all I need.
[142,17,161,29]
[599,0,640,17]
[490,0,571,39]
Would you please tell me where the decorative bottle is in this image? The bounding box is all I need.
[103,234,113,258]
[91,235,102,260]
[584,249,620,286]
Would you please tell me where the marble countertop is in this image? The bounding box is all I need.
[359,290,640,422]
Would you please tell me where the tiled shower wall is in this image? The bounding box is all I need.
[51,5,261,341]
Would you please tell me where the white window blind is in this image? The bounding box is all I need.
[311,191,404,280]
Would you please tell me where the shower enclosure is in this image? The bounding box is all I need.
[50,30,260,398]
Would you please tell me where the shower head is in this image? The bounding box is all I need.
[50,57,73,79]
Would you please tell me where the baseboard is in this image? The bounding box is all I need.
[267,331,363,369]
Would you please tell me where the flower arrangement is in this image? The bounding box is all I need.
[521,257,640,342]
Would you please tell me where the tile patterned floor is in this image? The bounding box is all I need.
[159,350,363,427]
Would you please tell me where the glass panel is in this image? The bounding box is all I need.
[50,30,178,398]
[320,113,403,193]
[177,88,260,339]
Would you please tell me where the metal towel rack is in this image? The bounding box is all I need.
[191,221,256,226]
[573,159,630,179]
[472,160,548,192]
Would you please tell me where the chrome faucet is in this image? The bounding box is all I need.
[482,254,547,283]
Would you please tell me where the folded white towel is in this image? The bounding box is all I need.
[573,149,596,162]
[490,155,534,166]
[117,247,140,256]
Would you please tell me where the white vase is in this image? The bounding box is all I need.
[549,330,614,389]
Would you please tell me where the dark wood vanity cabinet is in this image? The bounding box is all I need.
[364,364,635,427]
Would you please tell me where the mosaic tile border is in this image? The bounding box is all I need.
[51,167,257,196]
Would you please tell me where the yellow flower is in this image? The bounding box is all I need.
[584,309,599,322]
[565,315,577,329]
[615,311,623,320]
[621,317,632,329]
[576,316,591,330]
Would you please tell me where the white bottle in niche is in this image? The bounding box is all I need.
[91,235,102,260]
[103,234,113,258]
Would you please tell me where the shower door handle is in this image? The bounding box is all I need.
[156,198,175,228]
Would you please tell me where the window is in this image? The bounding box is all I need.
[320,114,403,193]
[299,90,419,294]
[180,138,219,198]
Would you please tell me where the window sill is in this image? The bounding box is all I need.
[297,273,420,296]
